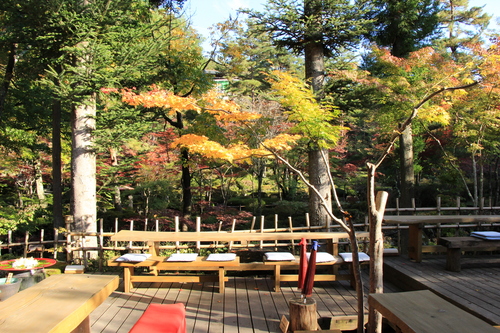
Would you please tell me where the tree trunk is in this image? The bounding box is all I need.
[0,42,16,118]
[308,149,332,226]
[71,95,97,259]
[367,161,389,333]
[52,99,65,229]
[399,125,414,207]
[180,148,192,231]
[304,7,331,226]
[472,154,478,206]
[34,159,47,206]
[109,148,122,211]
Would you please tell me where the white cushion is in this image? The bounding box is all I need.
[206,253,237,261]
[116,253,152,262]
[264,252,296,261]
[166,253,198,262]
[307,252,336,263]
[339,252,370,262]
[471,231,500,240]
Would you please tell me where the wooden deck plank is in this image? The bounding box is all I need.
[256,276,281,332]
[223,277,239,332]
[246,277,271,332]
[207,284,225,332]
[235,277,256,333]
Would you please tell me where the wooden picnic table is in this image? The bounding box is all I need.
[0,274,118,333]
[383,215,500,262]
[110,230,369,255]
[369,290,500,333]
[438,236,500,272]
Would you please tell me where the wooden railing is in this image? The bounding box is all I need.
[2,196,500,265]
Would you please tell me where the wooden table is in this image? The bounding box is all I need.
[369,290,499,333]
[383,215,500,262]
[438,236,500,272]
[110,230,369,255]
[0,274,119,333]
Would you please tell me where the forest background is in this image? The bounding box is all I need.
[1,0,500,243]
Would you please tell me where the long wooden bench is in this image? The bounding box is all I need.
[108,255,240,293]
[108,252,365,294]
[108,230,370,294]
[437,236,500,272]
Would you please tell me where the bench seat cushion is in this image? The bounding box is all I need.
[264,252,296,261]
[339,252,370,262]
[207,253,236,261]
[129,303,186,333]
[116,253,152,262]
[167,253,198,262]
[307,252,336,263]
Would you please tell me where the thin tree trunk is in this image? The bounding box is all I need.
[109,147,122,211]
[181,148,192,231]
[52,99,64,229]
[472,154,478,206]
[34,159,47,206]
[0,42,16,118]
[367,163,388,333]
[399,125,414,207]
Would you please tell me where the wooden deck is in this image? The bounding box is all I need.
[384,255,500,326]
[90,255,500,332]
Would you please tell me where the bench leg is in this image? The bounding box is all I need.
[218,267,225,294]
[124,267,133,293]
[274,265,281,292]
[446,248,462,272]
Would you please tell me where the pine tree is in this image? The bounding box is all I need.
[245,0,372,226]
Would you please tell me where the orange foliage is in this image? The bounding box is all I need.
[120,85,200,115]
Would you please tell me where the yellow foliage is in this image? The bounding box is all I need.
[201,90,261,122]
[170,134,269,163]
[419,104,451,125]
[261,134,302,151]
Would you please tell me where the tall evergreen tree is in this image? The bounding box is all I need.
[436,0,491,55]
[366,0,441,58]
[245,0,372,226]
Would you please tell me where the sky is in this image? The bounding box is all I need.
[185,0,500,54]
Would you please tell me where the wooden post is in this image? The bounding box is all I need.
[289,297,317,331]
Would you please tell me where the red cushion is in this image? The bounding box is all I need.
[129,303,186,333]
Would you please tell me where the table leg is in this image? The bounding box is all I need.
[445,248,462,272]
[408,224,423,262]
